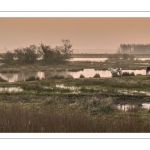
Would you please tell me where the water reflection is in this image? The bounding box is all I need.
[0,69,148,82]
[118,89,150,96]
[68,69,111,78]
[69,57,150,62]
[117,103,150,111]
[135,58,150,61]
[0,87,23,92]
[0,72,45,82]
[55,84,80,90]
[69,58,108,62]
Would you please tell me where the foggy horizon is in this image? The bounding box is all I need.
[1,17,150,54]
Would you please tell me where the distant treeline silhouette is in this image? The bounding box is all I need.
[0,39,73,65]
[119,44,150,53]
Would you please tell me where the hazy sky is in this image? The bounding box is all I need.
[1,17,150,53]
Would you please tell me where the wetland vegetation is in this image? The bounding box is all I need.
[1,41,150,132]
[0,73,150,132]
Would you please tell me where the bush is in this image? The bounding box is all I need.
[93,73,100,78]
[25,76,40,81]
[66,75,73,79]
[49,75,65,79]
[79,74,85,78]
[122,72,135,76]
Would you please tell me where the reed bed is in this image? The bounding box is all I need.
[0,104,150,132]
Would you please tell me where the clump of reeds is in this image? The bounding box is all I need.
[66,75,73,79]
[25,76,40,81]
[93,73,100,78]
[0,104,150,132]
[49,75,65,79]
[21,83,42,90]
[79,74,85,78]
[122,72,135,76]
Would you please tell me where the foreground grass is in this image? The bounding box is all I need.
[0,75,150,132]
[0,103,150,132]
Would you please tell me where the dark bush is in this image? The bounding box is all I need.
[79,74,85,78]
[122,72,135,76]
[93,73,100,78]
[25,76,40,81]
[49,75,65,79]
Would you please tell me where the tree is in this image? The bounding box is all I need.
[40,39,73,64]
[14,45,39,64]
[61,39,73,60]
[0,51,15,65]
[40,43,55,63]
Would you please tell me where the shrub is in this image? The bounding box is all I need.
[93,73,100,78]
[49,75,65,79]
[99,104,117,114]
[66,75,73,79]
[25,76,40,81]
[79,74,85,78]
[122,72,135,76]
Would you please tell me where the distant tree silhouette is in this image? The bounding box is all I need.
[120,43,150,53]
[1,39,74,65]
[14,45,39,64]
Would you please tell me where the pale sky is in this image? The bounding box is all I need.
[1,17,150,53]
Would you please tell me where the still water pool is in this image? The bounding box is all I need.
[0,69,147,82]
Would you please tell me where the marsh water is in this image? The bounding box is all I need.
[69,58,108,62]
[117,103,150,111]
[0,87,23,92]
[69,57,150,62]
[0,69,148,82]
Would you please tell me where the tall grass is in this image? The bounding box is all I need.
[0,104,150,132]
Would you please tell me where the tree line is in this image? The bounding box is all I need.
[119,44,150,53]
[0,39,73,65]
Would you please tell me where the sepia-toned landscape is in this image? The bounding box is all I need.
[1,17,150,132]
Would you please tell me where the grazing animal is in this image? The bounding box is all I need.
[108,68,122,77]
[146,67,150,75]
